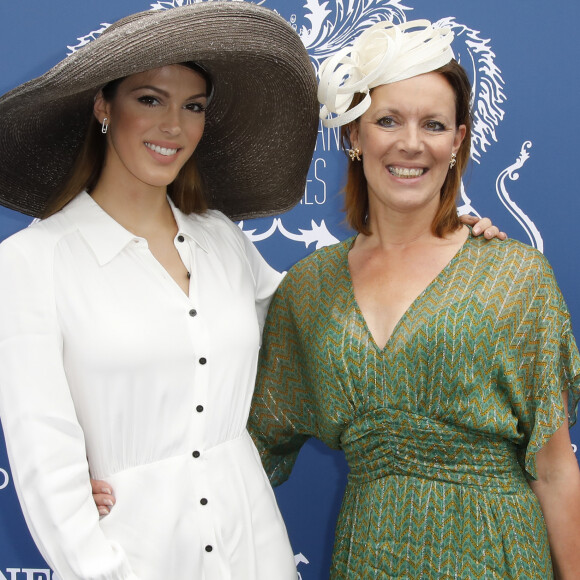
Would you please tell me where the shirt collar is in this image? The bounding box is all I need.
[168,197,210,254]
[64,191,209,266]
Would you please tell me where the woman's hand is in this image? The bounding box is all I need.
[91,478,115,516]
[459,214,507,240]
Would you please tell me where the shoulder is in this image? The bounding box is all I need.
[0,210,75,266]
[467,236,561,305]
[290,238,352,275]
[181,208,248,247]
[179,209,280,282]
[470,235,552,276]
[0,213,75,305]
[182,208,237,231]
[282,237,352,291]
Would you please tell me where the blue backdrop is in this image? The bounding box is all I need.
[0,1,579,578]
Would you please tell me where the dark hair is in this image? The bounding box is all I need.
[340,59,472,237]
[42,62,212,218]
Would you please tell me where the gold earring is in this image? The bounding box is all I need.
[101,117,109,134]
[348,147,361,161]
[449,152,457,169]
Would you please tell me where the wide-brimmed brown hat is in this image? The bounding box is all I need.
[0,2,318,220]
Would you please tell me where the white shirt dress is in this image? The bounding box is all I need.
[0,192,296,580]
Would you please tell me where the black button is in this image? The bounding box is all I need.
[200,498,208,505]
[199,357,207,365]
[187,271,191,279]
[189,309,197,317]
[196,405,204,413]
[177,235,185,242]
[205,545,213,553]
[192,450,200,458]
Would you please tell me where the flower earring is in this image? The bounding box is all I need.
[449,152,457,169]
[348,147,361,161]
[101,117,109,134]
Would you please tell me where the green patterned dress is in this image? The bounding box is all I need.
[250,233,580,579]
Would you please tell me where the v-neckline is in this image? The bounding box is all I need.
[345,228,473,352]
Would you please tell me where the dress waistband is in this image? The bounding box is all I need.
[341,407,527,492]
[92,431,256,480]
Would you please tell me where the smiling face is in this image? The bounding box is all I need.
[349,72,466,222]
[94,64,208,193]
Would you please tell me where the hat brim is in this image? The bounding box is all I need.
[0,3,318,220]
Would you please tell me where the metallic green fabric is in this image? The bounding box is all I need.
[250,234,580,579]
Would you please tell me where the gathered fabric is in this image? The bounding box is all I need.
[342,407,527,491]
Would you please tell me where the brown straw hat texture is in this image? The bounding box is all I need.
[0,2,318,220]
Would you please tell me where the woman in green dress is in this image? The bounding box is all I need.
[249,19,580,579]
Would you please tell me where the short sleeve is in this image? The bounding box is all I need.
[248,270,318,487]
[520,257,580,479]
[0,233,138,579]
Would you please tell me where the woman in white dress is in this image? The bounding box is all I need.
[0,4,318,579]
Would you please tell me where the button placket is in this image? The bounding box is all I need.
[187,454,218,572]
[174,232,193,299]
[186,265,209,511]
[185,267,207,439]
[180,239,217,566]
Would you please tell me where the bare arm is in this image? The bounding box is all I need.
[529,393,580,579]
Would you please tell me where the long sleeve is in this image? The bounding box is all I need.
[0,233,138,580]
[231,220,284,334]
